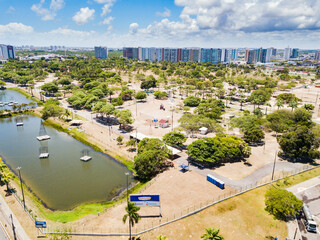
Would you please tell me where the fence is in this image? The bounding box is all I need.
[31,164,318,237]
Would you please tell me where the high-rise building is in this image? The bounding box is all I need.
[169,48,178,62]
[191,49,200,62]
[315,52,320,60]
[291,48,299,58]
[201,48,212,63]
[284,48,291,60]
[156,48,163,61]
[0,45,15,60]
[246,49,257,64]
[123,47,138,59]
[271,48,277,56]
[181,48,191,62]
[94,46,108,59]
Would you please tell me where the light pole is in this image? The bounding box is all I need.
[10,214,17,240]
[271,150,278,182]
[125,172,131,240]
[16,167,26,210]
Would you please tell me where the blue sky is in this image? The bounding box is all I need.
[1,0,320,48]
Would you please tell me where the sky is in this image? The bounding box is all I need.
[1,0,320,49]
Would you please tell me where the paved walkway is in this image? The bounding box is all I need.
[0,194,31,240]
[175,155,310,190]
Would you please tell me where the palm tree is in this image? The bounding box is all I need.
[265,102,271,115]
[0,160,8,183]
[2,171,15,192]
[289,100,298,111]
[275,99,284,109]
[157,235,170,240]
[201,228,224,240]
[123,202,141,240]
[240,99,245,111]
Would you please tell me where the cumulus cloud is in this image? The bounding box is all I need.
[101,16,115,25]
[129,23,139,34]
[72,7,95,25]
[0,23,34,34]
[156,8,171,17]
[31,0,65,21]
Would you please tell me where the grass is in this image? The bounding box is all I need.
[31,181,147,223]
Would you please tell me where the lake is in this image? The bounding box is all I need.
[0,113,132,210]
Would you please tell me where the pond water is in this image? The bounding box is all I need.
[0,114,132,211]
[0,90,35,109]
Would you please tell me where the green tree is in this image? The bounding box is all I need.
[41,82,59,95]
[134,150,167,181]
[116,135,124,145]
[126,139,136,150]
[201,228,224,240]
[135,91,147,100]
[187,134,251,164]
[278,126,320,159]
[163,131,187,148]
[41,103,64,120]
[0,159,8,183]
[116,109,134,128]
[303,104,315,111]
[275,99,284,109]
[2,171,15,192]
[289,100,298,111]
[154,91,168,99]
[276,93,301,104]
[183,96,201,107]
[265,188,302,220]
[244,126,265,143]
[157,235,170,240]
[123,202,141,240]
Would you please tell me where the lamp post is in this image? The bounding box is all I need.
[271,150,278,182]
[16,167,25,210]
[10,214,17,240]
[125,172,131,240]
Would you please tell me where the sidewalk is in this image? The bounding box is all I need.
[0,193,31,240]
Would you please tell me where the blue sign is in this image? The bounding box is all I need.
[35,221,47,228]
[130,194,160,207]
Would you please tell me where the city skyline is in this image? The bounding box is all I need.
[1,0,320,48]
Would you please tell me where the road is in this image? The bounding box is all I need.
[288,176,320,240]
[175,155,311,190]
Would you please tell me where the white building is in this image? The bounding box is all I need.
[284,47,292,60]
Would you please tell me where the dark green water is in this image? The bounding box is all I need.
[0,114,132,210]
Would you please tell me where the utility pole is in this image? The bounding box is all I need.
[171,108,174,132]
[10,214,17,240]
[271,150,278,182]
[17,167,26,210]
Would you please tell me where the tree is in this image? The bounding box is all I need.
[163,131,187,148]
[41,103,64,120]
[303,104,314,111]
[265,188,302,220]
[154,91,168,99]
[101,103,115,120]
[123,202,141,240]
[41,82,59,95]
[141,77,157,89]
[278,126,320,159]
[289,100,298,111]
[135,91,147,101]
[157,235,170,240]
[0,159,8,183]
[275,99,284,109]
[276,93,301,104]
[126,139,136,150]
[183,96,201,107]
[116,136,123,145]
[244,126,265,143]
[134,150,167,180]
[116,109,134,128]
[187,134,251,164]
[201,228,224,240]
[2,171,15,192]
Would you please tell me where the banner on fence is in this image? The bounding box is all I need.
[130,194,160,207]
[35,221,47,228]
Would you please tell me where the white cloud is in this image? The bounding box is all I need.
[156,8,171,18]
[31,0,65,21]
[101,16,115,25]
[129,23,139,34]
[0,23,34,34]
[72,7,95,25]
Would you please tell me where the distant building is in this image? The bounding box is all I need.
[291,48,299,58]
[284,47,291,60]
[123,47,138,59]
[0,44,15,60]
[94,46,108,59]
[315,52,320,60]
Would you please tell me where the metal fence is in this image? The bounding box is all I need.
[27,164,318,237]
